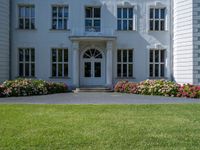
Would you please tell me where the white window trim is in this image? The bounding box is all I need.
[51,48,69,78]
[85,6,101,32]
[18,48,35,77]
[51,5,69,30]
[117,49,134,78]
[17,4,35,30]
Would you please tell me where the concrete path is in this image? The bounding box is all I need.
[1,92,200,104]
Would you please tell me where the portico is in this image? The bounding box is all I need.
[70,36,116,88]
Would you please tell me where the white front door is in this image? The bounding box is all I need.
[80,48,105,86]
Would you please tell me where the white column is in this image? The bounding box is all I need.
[106,41,113,87]
[72,41,80,88]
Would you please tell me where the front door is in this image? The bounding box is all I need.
[80,48,105,86]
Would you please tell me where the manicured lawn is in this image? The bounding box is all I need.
[1,104,200,149]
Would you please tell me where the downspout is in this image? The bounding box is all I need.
[9,0,12,80]
[170,0,174,81]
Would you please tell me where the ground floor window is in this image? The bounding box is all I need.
[18,48,35,77]
[117,49,134,78]
[51,48,68,77]
[149,49,165,78]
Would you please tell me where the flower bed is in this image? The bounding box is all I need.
[0,79,68,97]
[114,80,200,98]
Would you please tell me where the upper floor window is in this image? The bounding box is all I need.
[117,49,134,78]
[117,7,134,31]
[18,48,35,77]
[85,7,101,32]
[52,6,68,30]
[149,8,166,31]
[149,49,165,78]
[52,48,68,77]
[18,5,35,29]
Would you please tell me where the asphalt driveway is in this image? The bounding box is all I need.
[1,92,200,104]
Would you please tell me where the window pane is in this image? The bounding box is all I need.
[19,7,24,17]
[123,64,127,77]
[128,64,133,77]
[160,20,165,30]
[85,62,91,77]
[64,7,68,17]
[86,7,92,18]
[155,20,159,30]
[31,18,35,29]
[123,20,127,30]
[161,9,165,19]
[95,62,101,77]
[25,63,30,76]
[31,7,35,18]
[117,50,121,62]
[155,64,159,77]
[31,63,35,76]
[94,8,100,18]
[150,8,154,19]
[149,64,153,77]
[123,8,127,18]
[19,63,24,76]
[31,49,35,61]
[58,49,62,62]
[94,20,100,31]
[19,49,24,61]
[155,9,159,19]
[161,50,165,62]
[117,64,121,77]
[58,19,63,29]
[150,50,153,62]
[64,49,68,62]
[52,19,57,29]
[52,7,57,17]
[58,7,63,17]
[161,64,165,77]
[64,64,68,77]
[128,20,133,30]
[129,50,133,62]
[64,19,67,29]
[58,64,62,76]
[52,64,57,76]
[150,20,153,30]
[25,19,30,29]
[25,7,30,18]
[117,8,122,18]
[117,20,122,30]
[129,8,133,18]
[155,50,159,62]
[25,49,29,61]
[123,50,127,62]
[52,49,57,62]
[19,19,24,29]
[85,19,92,31]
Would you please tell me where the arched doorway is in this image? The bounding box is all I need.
[80,48,105,86]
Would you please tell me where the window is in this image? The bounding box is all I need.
[18,48,35,77]
[149,49,165,78]
[149,8,166,31]
[85,7,101,32]
[117,49,133,78]
[51,48,68,77]
[18,5,35,29]
[117,7,134,30]
[52,6,68,30]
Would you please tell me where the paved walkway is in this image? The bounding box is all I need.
[1,92,200,104]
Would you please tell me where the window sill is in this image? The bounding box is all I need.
[148,77,168,80]
[16,76,37,79]
[16,28,37,31]
[148,30,168,32]
[115,30,137,32]
[49,29,70,32]
[115,77,136,79]
[49,77,71,79]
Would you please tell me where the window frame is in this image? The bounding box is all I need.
[117,7,134,31]
[18,4,35,30]
[149,7,166,31]
[18,48,35,77]
[51,5,69,30]
[51,48,69,78]
[149,49,165,78]
[117,49,134,78]
[85,6,101,32]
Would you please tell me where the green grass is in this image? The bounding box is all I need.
[1,104,200,150]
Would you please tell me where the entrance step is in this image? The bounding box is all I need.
[74,87,113,93]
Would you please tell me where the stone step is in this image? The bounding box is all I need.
[74,87,113,93]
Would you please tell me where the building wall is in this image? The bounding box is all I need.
[11,0,171,87]
[173,0,194,84]
[0,0,10,83]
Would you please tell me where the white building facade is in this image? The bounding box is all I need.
[0,0,200,88]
